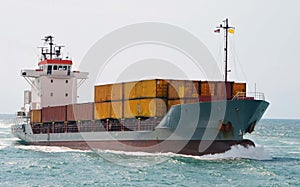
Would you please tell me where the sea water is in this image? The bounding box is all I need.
[0,115,299,186]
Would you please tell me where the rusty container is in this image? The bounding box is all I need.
[168,80,186,99]
[67,103,94,121]
[168,80,199,99]
[30,109,41,124]
[200,81,216,96]
[124,98,167,118]
[42,105,67,123]
[215,81,233,99]
[184,81,200,98]
[232,82,246,96]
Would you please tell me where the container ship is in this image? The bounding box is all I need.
[11,22,269,156]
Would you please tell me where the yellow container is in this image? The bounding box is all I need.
[232,83,246,96]
[124,81,137,99]
[124,98,167,118]
[124,79,168,99]
[30,109,41,124]
[111,101,122,119]
[94,101,123,119]
[94,83,123,102]
[94,102,110,119]
[201,81,216,96]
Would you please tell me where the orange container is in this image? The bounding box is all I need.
[232,82,246,96]
[200,81,216,96]
[30,109,41,124]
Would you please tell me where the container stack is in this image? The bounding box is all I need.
[29,79,247,124]
[94,79,168,120]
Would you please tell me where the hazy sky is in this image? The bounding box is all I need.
[0,0,299,119]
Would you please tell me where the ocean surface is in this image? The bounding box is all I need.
[0,115,299,186]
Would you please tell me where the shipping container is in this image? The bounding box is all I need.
[42,105,67,123]
[200,81,216,96]
[184,81,200,98]
[215,81,233,98]
[168,80,185,99]
[124,98,167,118]
[30,109,41,124]
[232,83,246,96]
[94,101,122,120]
[94,83,123,102]
[124,79,168,99]
[111,101,122,119]
[67,103,94,121]
[124,81,137,99]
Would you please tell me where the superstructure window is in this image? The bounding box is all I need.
[58,65,62,70]
[50,92,53,96]
[51,79,53,83]
[66,80,68,84]
[63,66,67,71]
[65,93,68,97]
[53,65,58,70]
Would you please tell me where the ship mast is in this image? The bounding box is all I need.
[215,18,235,82]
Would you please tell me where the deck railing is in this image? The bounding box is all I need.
[232,92,265,101]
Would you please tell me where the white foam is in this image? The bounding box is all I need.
[97,149,174,157]
[183,145,272,161]
[0,131,10,135]
[0,122,13,129]
[95,145,272,161]
[0,144,8,150]
[16,145,90,153]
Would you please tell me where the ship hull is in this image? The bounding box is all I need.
[12,100,269,156]
[19,139,254,156]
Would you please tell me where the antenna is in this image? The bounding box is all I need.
[42,35,55,60]
[215,18,235,82]
[54,45,65,58]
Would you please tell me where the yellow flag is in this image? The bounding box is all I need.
[228,29,235,34]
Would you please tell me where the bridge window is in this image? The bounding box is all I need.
[63,66,67,71]
[58,65,62,70]
[53,65,58,70]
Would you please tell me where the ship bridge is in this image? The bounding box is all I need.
[20,36,88,110]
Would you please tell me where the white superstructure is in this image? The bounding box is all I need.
[21,36,88,110]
